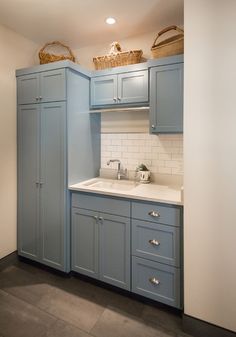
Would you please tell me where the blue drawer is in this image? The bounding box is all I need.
[132,201,181,227]
[72,192,130,217]
[132,256,181,308]
[132,219,180,267]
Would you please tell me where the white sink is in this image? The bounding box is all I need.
[84,179,137,191]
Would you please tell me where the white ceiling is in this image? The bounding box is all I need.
[0,0,183,48]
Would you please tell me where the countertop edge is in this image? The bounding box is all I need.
[68,186,183,207]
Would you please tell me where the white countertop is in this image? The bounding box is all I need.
[69,178,183,206]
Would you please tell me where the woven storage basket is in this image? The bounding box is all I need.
[151,25,184,59]
[93,43,142,70]
[39,41,75,64]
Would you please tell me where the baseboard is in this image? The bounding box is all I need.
[183,314,236,337]
[0,251,18,270]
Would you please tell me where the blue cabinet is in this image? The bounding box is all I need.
[17,69,66,104]
[131,200,183,308]
[17,62,101,273]
[17,104,40,261]
[99,213,130,289]
[71,192,131,290]
[149,57,183,133]
[91,75,117,106]
[91,70,148,107]
[18,102,68,271]
[71,208,99,278]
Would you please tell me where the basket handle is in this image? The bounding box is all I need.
[152,25,184,49]
[39,41,75,61]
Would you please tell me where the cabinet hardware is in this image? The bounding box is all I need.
[151,125,155,129]
[39,96,42,100]
[35,181,40,187]
[35,97,39,101]
[98,216,103,222]
[113,97,117,102]
[93,216,98,221]
[117,97,121,101]
[149,277,160,285]
[148,210,160,218]
[149,239,160,246]
[39,182,44,187]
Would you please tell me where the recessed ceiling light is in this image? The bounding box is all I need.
[105,17,116,25]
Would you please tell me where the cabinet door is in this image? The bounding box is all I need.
[150,63,183,133]
[40,69,66,103]
[71,208,99,278]
[40,102,67,271]
[99,213,130,290]
[117,70,148,104]
[91,75,117,106]
[17,105,40,260]
[17,74,40,104]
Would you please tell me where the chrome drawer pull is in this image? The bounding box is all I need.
[149,277,160,286]
[149,239,160,246]
[148,210,160,218]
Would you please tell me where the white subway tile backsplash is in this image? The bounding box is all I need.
[101,133,183,176]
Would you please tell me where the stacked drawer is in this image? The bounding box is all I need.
[131,201,182,308]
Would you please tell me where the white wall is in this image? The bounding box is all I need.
[0,24,38,259]
[184,0,236,332]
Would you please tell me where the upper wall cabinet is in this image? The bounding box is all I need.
[91,70,148,107]
[17,69,66,104]
[149,56,183,134]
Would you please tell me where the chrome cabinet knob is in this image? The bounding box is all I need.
[35,97,39,101]
[39,96,42,100]
[113,97,117,102]
[117,97,121,101]
[149,277,160,286]
[148,210,160,218]
[98,216,103,222]
[151,124,155,129]
[149,239,160,246]
[93,216,98,221]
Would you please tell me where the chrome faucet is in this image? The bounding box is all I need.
[107,159,127,180]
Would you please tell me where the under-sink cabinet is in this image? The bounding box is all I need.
[71,191,183,308]
[71,193,131,290]
[90,70,148,107]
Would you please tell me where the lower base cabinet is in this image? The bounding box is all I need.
[71,192,183,308]
[71,195,130,290]
[132,256,181,308]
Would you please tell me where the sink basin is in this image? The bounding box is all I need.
[85,179,137,192]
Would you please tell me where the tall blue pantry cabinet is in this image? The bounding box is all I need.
[16,61,100,272]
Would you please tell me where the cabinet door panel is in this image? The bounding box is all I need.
[40,102,67,271]
[91,75,117,106]
[150,63,183,133]
[118,70,148,104]
[17,74,40,104]
[40,69,66,102]
[99,213,130,290]
[71,208,99,278]
[17,105,40,260]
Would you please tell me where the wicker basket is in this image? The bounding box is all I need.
[39,41,75,64]
[93,42,143,70]
[151,26,184,59]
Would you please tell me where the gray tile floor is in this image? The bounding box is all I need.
[0,259,192,337]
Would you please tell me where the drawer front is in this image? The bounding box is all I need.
[72,192,130,217]
[132,201,181,227]
[132,220,180,267]
[132,257,181,308]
